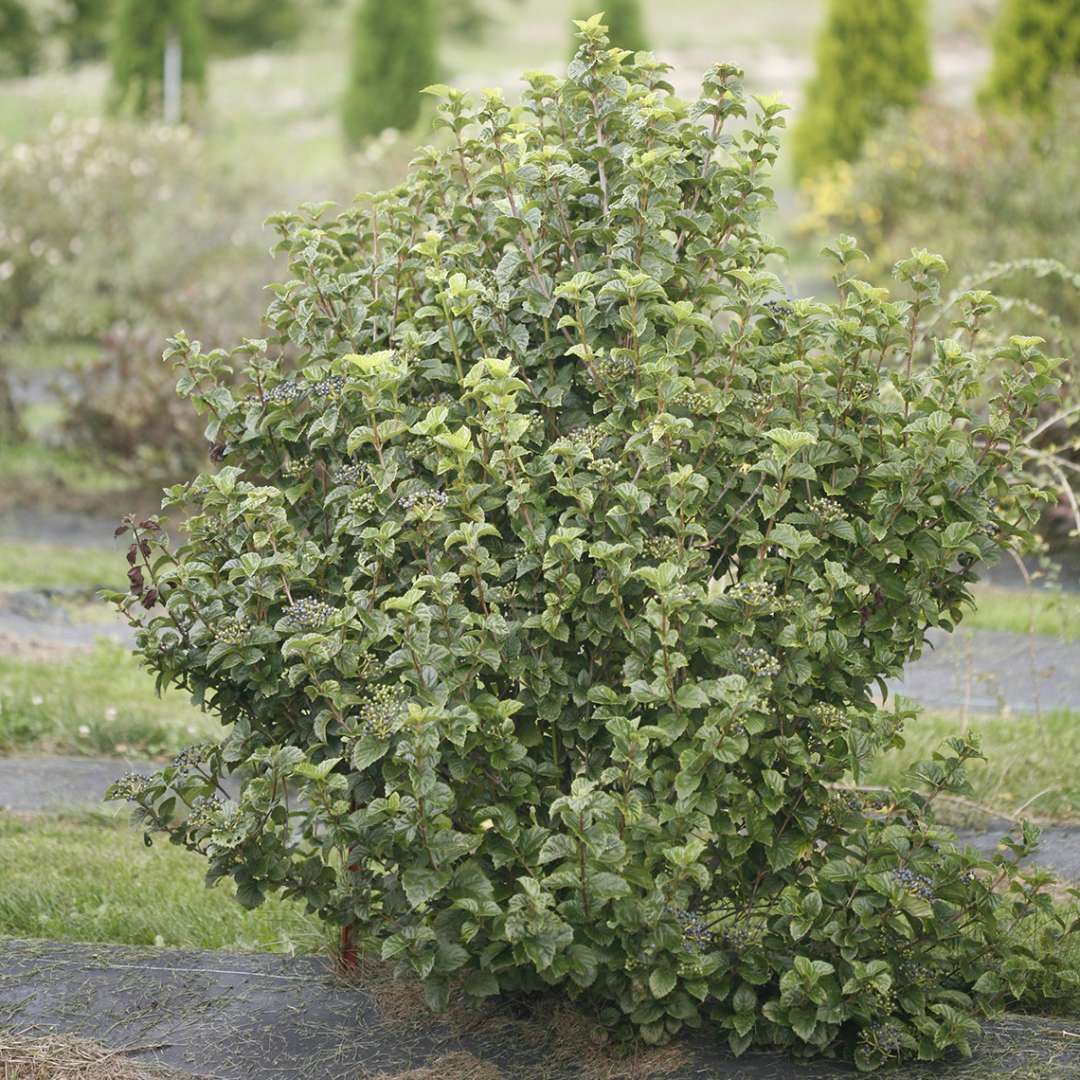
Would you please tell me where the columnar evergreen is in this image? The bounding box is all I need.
[204,0,303,55]
[792,0,930,180]
[0,0,42,76]
[981,0,1080,114]
[109,0,206,120]
[572,2,648,53]
[343,0,438,146]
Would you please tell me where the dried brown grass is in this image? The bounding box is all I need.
[0,1034,187,1080]
[363,1051,506,1080]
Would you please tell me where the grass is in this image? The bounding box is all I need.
[0,809,328,953]
[966,584,1080,641]
[866,708,1080,822]
[0,542,125,591]
[0,443,127,500]
[0,642,219,758]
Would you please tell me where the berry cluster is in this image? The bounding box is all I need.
[348,489,377,515]
[728,579,777,608]
[359,683,407,739]
[414,392,457,410]
[281,455,313,482]
[643,535,680,561]
[332,463,368,486]
[400,489,449,513]
[311,375,346,398]
[172,743,215,769]
[266,380,304,405]
[187,794,227,830]
[807,496,848,523]
[812,702,847,731]
[214,615,251,645]
[109,772,150,800]
[763,299,794,319]
[897,953,935,989]
[860,1021,905,1058]
[595,353,636,383]
[735,645,781,678]
[567,424,606,452]
[719,920,759,952]
[675,908,715,954]
[285,597,337,628]
[673,389,714,414]
[820,791,862,826]
[587,456,619,476]
[892,867,936,902]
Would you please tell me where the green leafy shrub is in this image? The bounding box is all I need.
[791,0,931,180]
[572,2,648,53]
[342,0,438,146]
[981,0,1080,115]
[109,25,1077,1071]
[109,0,206,120]
[798,91,1080,540]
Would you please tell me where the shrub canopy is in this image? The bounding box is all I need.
[111,21,1074,1071]
[573,2,648,54]
[343,0,438,145]
[792,0,930,180]
[981,0,1080,115]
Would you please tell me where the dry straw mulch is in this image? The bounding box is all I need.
[0,1033,188,1080]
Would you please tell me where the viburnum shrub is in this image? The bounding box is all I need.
[108,19,1078,1071]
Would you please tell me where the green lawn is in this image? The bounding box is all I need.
[966,584,1080,641]
[0,542,125,591]
[0,443,126,501]
[866,708,1080,823]
[0,642,219,758]
[0,810,327,953]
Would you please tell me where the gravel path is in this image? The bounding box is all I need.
[0,588,135,654]
[2,940,1078,1080]
[887,628,1080,715]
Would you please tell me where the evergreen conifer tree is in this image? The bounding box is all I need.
[0,0,42,76]
[204,0,303,55]
[572,2,648,54]
[343,0,438,146]
[109,0,206,120]
[792,0,930,180]
[981,0,1080,114]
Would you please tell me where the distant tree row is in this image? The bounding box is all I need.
[15,0,1073,166]
[793,0,1080,180]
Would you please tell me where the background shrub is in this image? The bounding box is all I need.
[342,0,438,146]
[109,0,206,120]
[981,0,1080,115]
[800,88,1080,351]
[0,119,269,475]
[791,0,930,180]
[110,24,1075,1072]
[798,88,1080,543]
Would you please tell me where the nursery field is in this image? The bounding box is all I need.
[3,0,1080,1077]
